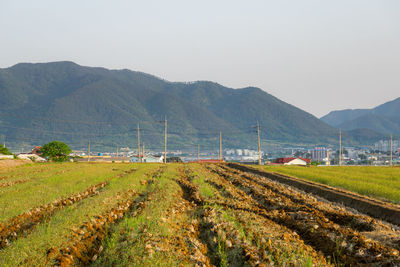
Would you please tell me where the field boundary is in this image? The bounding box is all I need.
[227,163,400,226]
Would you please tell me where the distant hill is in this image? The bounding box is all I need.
[321,97,400,135]
[0,61,383,151]
[338,114,400,135]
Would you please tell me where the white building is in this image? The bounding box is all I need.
[17,154,46,162]
[130,155,164,163]
[284,158,308,166]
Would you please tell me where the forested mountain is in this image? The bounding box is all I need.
[0,61,383,151]
[321,98,400,135]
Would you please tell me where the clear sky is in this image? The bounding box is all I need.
[1,0,399,117]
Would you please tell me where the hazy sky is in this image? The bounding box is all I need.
[1,0,399,117]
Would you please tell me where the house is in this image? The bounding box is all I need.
[274,157,310,166]
[31,146,43,156]
[130,155,164,163]
[17,153,46,162]
[144,155,164,163]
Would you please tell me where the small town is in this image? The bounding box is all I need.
[1,138,399,166]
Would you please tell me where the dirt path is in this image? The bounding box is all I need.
[206,164,400,266]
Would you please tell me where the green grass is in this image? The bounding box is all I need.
[259,165,400,203]
[0,163,156,266]
[0,163,135,221]
[93,165,182,266]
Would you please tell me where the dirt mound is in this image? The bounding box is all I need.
[0,159,29,170]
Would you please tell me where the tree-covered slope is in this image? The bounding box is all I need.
[0,61,383,150]
[338,114,400,135]
[321,97,400,135]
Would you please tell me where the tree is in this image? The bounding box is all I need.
[41,141,72,162]
[0,144,12,155]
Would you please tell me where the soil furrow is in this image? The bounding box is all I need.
[196,164,329,266]
[0,181,108,249]
[228,163,400,225]
[0,179,28,188]
[208,164,400,266]
[220,164,377,232]
[178,168,256,266]
[49,189,143,266]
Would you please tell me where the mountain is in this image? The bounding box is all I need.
[321,98,400,135]
[320,109,370,127]
[338,114,400,135]
[0,61,382,151]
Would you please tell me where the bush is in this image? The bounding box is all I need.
[41,141,72,162]
[0,144,12,155]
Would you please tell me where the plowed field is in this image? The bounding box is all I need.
[0,162,399,266]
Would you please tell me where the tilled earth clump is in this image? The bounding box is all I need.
[206,164,400,266]
[0,181,107,249]
[49,189,144,266]
[0,179,28,188]
[182,165,329,266]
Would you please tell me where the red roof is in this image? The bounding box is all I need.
[275,157,311,164]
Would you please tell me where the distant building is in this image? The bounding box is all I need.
[274,157,310,166]
[144,155,164,163]
[31,146,43,156]
[17,153,46,162]
[374,139,400,152]
[130,155,164,163]
[311,147,327,161]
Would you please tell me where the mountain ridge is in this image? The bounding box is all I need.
[0,61,384,150]
[321,97,400,135]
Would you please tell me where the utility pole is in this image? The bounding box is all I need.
[219,131,222,162]
[164,117,167,164]
[371,151,373,166]
[116,144,118,158]
[257,121,261,165]
[390,134,393,167]
[327,150,330,166]
[88,140,91,162]
[339,129,342,166]
[197,144,200,162]
[143,142,145,159]
[137,124,141,163]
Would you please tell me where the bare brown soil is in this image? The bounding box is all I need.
[205,164,400,266]
[0,179,28,188]
[50,189,142,266]
[180,166,329,266]
[147,172,213,266]
[0,159,29,170]
[48,167,164,266]
[0,182,107,249]
[229,163,400,225]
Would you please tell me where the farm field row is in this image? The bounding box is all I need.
[0,162,399,266]
[258,165,400,204]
